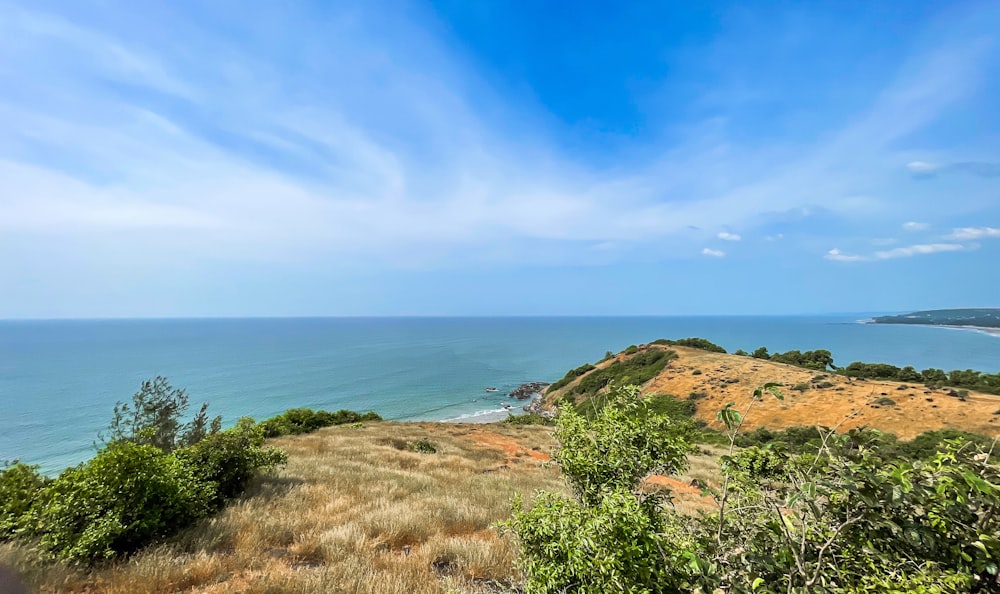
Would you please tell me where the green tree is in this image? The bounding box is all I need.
[102,376,221,452]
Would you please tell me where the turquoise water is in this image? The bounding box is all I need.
[2,316,998,474]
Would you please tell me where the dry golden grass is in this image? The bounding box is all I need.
[1,422,570,594]
[544,345,1000,440]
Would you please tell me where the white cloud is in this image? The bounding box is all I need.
[873,243,965,259]
[946,227,1000,240]
[902,221,929,231]
[764,233,784,241]
[824,248,866,262]
[0,2,997,283]
[905,161,941,176]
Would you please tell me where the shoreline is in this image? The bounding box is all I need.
[865,321,1000,337]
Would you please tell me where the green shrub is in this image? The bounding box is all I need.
[623,344,639,355]
[548,363,598,392]
[0,462,49,540]
[688,391,707,401]
[875,396,896,406]
[503,413,554,426]
[509,384,1000,592]
[571,349,676,399]
[692,369,703,375]
[258,408,381,437]
[175,418,286,507]
[31,442,214,563]
[792,382,810,392]
[652,337,727,353]
[408,439,437,454]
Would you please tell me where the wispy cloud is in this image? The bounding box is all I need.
[826,242,967,262]
[946,227,1000,240]
[873,243,966,259]
[717,231,742,241]
[825,248,866,262]
[906,161,1000,178]
[702,248,726,257]
[902,221,928,231]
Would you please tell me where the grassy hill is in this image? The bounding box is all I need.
[1,420,724,593]
[542,344,1000,440]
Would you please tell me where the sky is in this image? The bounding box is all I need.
[1,0,998,317]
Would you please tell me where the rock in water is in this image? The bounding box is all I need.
[508,381,551,400]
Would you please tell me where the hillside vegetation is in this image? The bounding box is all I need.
[543,343,1000,440]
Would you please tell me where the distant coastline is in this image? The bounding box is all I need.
[862,319,1000,337]
[866,308,1000,338]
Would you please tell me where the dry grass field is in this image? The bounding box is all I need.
[2,422,560,593]
[544,345,1000,440]
[1,419,727,593]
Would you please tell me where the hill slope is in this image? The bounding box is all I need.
[542,345,1000,440]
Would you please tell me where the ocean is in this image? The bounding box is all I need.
[2,316,999,474]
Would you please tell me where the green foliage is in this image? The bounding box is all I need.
[2,377,302,565]
[652,337,727,353]
[548,363,598,392]
[408,438,437,454]
[29,442,214,563]
[734,348,749,356]
[875,396,897,406]
[258,408,381,437]
[508,381,1000,593]
[505,385,696,592]
[751,346,770,359]
[0,462,49,540]
[842,362,1000,395]
[101,376,221,452]
[570,349,676,399]
[503,413,554,426]
[792,382,811,392]
[624,344,639,355]
[175,418,286,506]
[770,349,835,370]
[507,490,694,594]
[556,385,693,505]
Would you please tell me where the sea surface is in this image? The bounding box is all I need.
[2,316,999,474]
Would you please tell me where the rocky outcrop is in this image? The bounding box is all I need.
[508,382,550,400]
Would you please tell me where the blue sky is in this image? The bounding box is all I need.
[1,0,998,317]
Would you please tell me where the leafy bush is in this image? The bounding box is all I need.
[175,418,286,506]
[792,382,810,392]
[30,442,214,563]
[0,462,49,540]
[508,383,1000,592]
[408,439,437,454]
[875,396,896,406]
[258,408,381,437]
[692,369,703,375]
[548,363,598,392]
[652,337,727,353]
[770,349,835,370]
[623,344,639,355]
[571,349,676,398]
[506,385,694,591]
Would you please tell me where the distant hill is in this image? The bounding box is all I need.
[541,344,1000,440]
[872,308,1000,328]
